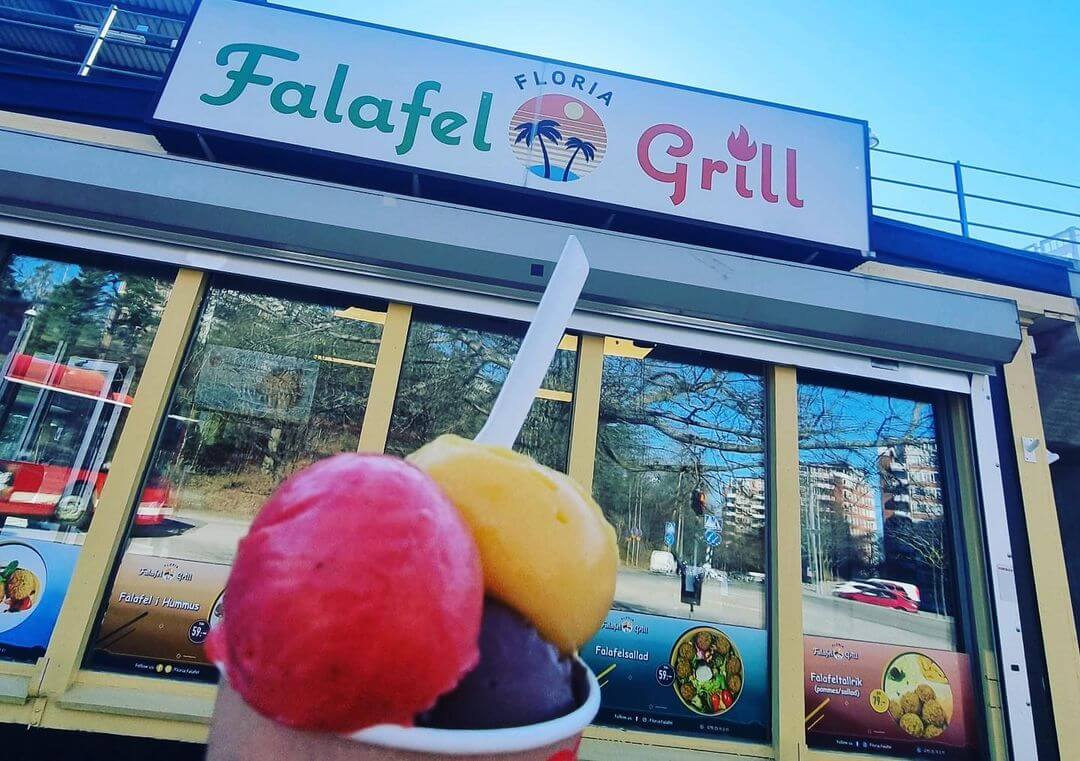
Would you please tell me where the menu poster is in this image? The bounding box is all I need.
[0,537,79,662]
[91,554,229,682]
[804,636,979,759]
[581,610,769,742]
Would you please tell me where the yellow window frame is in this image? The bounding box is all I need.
[0,249,1062,761]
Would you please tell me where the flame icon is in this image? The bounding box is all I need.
[727,125,757,162]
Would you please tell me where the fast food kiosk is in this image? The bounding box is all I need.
[0,1,1076,759]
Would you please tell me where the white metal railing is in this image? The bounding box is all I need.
[870,146,1080,264]
[0,0,182,80]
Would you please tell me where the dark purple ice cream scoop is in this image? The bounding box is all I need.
[417,598,576,729]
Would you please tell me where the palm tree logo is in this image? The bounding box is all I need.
[514,119,562,179]
[562,136,596,182]
[508,95,608,183]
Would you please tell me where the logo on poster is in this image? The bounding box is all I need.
[139,562,193,583]
[601,616,650,636]
[813,642,860,661]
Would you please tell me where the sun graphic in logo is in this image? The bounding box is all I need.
[509,94,607,183]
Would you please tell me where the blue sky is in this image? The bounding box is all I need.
[278,0,1079,249]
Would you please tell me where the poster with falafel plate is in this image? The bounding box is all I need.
[804,636,978,758]
[0,538,79,661]
[581,610,768,741]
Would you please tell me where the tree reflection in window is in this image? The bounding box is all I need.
[385,309,577,473]
[593,338,767,628]
[93,277,386,681]
[142,281,386,531]
[798,381,957,650]
[0,253,170,394]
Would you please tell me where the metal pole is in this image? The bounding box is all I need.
[78,4,118,77]
[953,162,971,237]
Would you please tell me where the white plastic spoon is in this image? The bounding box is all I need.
[475,235,590,448]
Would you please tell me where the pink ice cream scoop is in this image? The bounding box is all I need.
[205,454,484,733]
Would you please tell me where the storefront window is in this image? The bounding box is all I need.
[798,378,979,757]
[0,245,174,662]
[90,277,386,680]
[583,337,769,742]
[385,308,577,472]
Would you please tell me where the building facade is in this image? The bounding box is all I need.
[0,1,1077,760]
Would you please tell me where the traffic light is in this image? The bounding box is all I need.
[691,489,706,517]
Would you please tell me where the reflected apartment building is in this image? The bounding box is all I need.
[878,442,944,522]
[800,462,879,588]
[721,477,766,542]
[800,463,878,539]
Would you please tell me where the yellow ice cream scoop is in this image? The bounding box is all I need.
[409,435,617,654]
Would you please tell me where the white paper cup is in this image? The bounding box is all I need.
[207,656,600,761]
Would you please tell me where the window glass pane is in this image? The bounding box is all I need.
[0,246,175,662]
[798,381,979,757]
[798,383,954,647]
[90,277,386,680]
[385,308,576,472]
[584,337,769,742]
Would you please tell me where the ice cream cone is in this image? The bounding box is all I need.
[207,656,599,761]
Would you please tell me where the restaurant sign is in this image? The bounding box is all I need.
[155,0,870,251]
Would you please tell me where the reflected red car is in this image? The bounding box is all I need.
[833,583,919,612]
[0,353,176,530]
[0,461,174,529]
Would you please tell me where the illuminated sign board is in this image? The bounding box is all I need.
[156,0,870,251]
